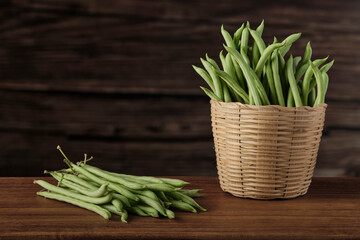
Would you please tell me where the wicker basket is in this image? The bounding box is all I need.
[210,100,327,199]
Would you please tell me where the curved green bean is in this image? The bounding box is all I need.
[252,20,264,68]
[34,180,112,205]
[113,193,131,207]
[233,23,245,49]
[81,164,145,190]
[249,29,266,54]
[192,65,215,92]
[200,87,221,101]
[167,191,206,211]
[145,183,179,192]
[240,27,250,65]
[255,42,285,77]
[165,209,175,219]
[179,189,204,198]
[137,195,167,217]
[37,191,111,219]
[201,58,223,100]
[279,33,302,57]
[169,200,197,213]
[102,204,128,223]
[299,41,312,68]
[137,205,159,218]
[309,61,325,106]
[215,69,250,103]
[111,199,123,211]
[265,61,278,105]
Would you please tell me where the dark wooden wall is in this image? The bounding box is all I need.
[0,0,359,177]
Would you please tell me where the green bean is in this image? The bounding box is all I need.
[169,200,197,213]
[301,57,328,105]
[320,60,334,73]
[255,42,285,77]
[52,173,109,197]
[295,62,310,81]
[179,189,204,198]
[167,191,206,211]
[201,58,223,100]
[205,54,220,70]
[249,29,266,54]
[252,70,271,105]
[220,52,243,102]
[287,89,294,107]
[252,20,264,68]
[233,23,245,49]
[165,209,175,219]
[156,191,169,202]
[131,189,159,201]
[293,56,302,69]
[223,84,232,102]
[102,204,128,223]
[265,61,278,105]
[137,195,167,217]
[113,193,131,207]
[226,54,245,91]
[279,33,302,57]
[160,178,190,187]
[111,199,123,211]
[126,206,149,217]
[51,172,97,190]
[224,45,262,105]
[309,88,316,107]
[286,56,303,107]
[240,27,251,65]
[310,61,325,106]
[221,25,236,49]
[70,164,139,201]
[137,205,159,218]
[322,72,329,101]
[145,183,179,192]
[106,171,164,184]
[34,180,112,205]
[37,191,111,219]
[215,69,250,104]
[271,50,285,106]
[299,41,312,68]
[192,65,215,92]
[200,87,221,101]
[81,164,145,190]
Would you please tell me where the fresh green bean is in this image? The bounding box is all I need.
[252,20,264,68]
[52,173,109,197]
[167,191,206,211]
[50,172,98,190]
[320,60,334,73]
[233,23,245,49]
[286,56,303,107]
[279,33,302,57]
[322,71,329,101]
[137,205,159,218]
[293,56,302,69]
[271,50,285,106]
[224,45,262,105]
[179,189,204,198]
[102,204,128,223]
[255,42,285,77]
[295,62,310,81]
[301,57,328,105]
[287,89,294,107]
[156,191,169,202]
[215,69,250,103]
[169,200,197,213]
[299,41,312,68]
[201,58,223,100]
[265,61,278,105]
[70,164,139,201]
[309,88,316,107]
[220,52,243,102]
[200,87,221,101]
[126,206,149,217]
[192,65,215,92]
[249,29,266,54]
[37,191,111,219]
[113,193,131,207]
[159,178,190,187]
[165,209,175,219]
[81,164,145,190]
[34,180,112,205]
[106,171,164,184]
[309,61,325,106]
[205,54,220,70]
[137,195,167,217]
[111,199,123,211]
[145,183,179,192]
[221,25,236,49]
[130,189,159,201]
[223,84,232,102]
[240,27,251,65]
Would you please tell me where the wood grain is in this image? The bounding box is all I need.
[0,177,359,240]
[0,0,359,177]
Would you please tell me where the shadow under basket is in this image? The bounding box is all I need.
[210,100,327,200]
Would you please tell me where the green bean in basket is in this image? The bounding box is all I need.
[195,20,334,107]
[34,146,206,221]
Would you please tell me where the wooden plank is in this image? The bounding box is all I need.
[0,91,359,141]
[0,177,359,239]
[0,129,358,177]
[0,0,359,99]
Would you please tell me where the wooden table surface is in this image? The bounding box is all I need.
[0,177,359,240]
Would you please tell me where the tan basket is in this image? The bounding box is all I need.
[210,100,327,199]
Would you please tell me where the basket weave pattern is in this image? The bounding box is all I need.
[210,100,327,199]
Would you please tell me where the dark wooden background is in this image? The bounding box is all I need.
[0,0,359,177]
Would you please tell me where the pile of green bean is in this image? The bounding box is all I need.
[193,21,334,107]
[34,146,205,222]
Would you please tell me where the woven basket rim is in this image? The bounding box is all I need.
[210,100,327,111]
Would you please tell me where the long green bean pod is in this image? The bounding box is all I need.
[200,87,221,101]
[252,20,264,68]
[137,195,167,217]
[201,58,223,100]
[309,61,325,106]
[167,191,206,211]
[169,200,197,213]
[215,69,250,103]
[102,204,128,223]
[233,23,245,49]
[299,41,312,68]
[137,205,159,218]
[240,27,251,65]
[255,42,285,77]
[192,65,215,92]
[279,33,302,57]
[37,191,111,219]
[286,56,303,107]
[34,180,113,205]
[271,50,285,106]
